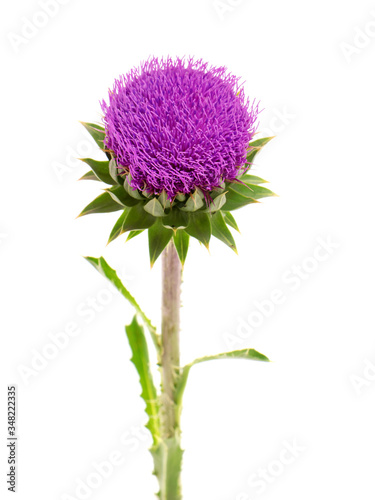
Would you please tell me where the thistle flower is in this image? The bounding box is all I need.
[78,57,275,266]
[101,57,259,200]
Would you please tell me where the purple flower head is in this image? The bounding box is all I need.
[101,57,259,199]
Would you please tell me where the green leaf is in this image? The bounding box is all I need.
[122,203,157,232]
[84,256,160,350]
[79,170,100,181]
[173,230,190,267]
[175,348,270,410]
[162,209,190,231]
[125,316,160,444]
[222,186,258,211]
[223,211,240,232]
[230,182,276,200]
[239,174,268,184]
[151,437,183,500]
[107,209,129,244]
[148,218,173,266]
[78,191,123,217]
[180,189,204,212]
[158,190,171,209]
[248,136,274,149]
[126,230,144,242]
[80,122,106,151]
[106,185,141,207]
[185,213,211,248]
[79,158,114,185]
[144,198,165,217]
[211,211,237,253]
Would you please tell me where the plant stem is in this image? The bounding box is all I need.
[153,239,183,500]
[161,240,182,437]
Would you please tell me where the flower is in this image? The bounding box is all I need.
[101,57,259,199]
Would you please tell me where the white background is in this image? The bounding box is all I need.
[1,0,375,499]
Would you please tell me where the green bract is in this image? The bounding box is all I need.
[78,122,275,266]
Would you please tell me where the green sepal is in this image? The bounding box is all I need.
[176,193,186,202]
[106,185,141,207]
[78,191,123,217]
[211,211,237,253]
[125,316,160,444]
[122,203,156,232]
[246,136,274,167]
[185,212,211,248]
[107,209,129,244]
[223,211,240,233]
[180,189,204,212]
[79,158,115,185]
[162,209,190,231]
[126,230,144,242]
[222,186,258,211]
[173,230,190,267]
[80,122,106,151]
[158,190,171,209]
[79,170,100,181]
[148,218,173,266]
[202,192,227,213]
[84,256,160,350]
[239,174,268,184]
[144,198,165,217]
[230,182,276,200]
[109,158,121,184]
[124,176,144,200]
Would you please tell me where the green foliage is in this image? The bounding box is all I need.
[148,219,173,267]
[78,191,124,217]
[211,211,237,253]
[151,437,183,500]
[84,256,160,351]
[125,316,160,443]
[173,231,190,267]
[185,213,211,248]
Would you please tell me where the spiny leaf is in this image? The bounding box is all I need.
[122,203,156,232]
[109,158,120,184]
[223,211,240,232]
[148,218,173,267]
[211,211,237,253]
[144,198,165,217]
[175,348,270,410]
[79,158,114,185]
[125,316,160,443]
[246,136,274,167]
[185,212,211,248]
[151,437,183,500]
[202,192,227,213]
[124,176,144,200]
[158,190,171,209]
[80,122,106,151]
[84,256,160,350]
[173,230,190,267]
[78,191,123,217]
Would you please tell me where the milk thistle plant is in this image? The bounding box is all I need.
[78,57,275,499]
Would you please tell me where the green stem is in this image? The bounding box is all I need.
[152,240,183,500]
